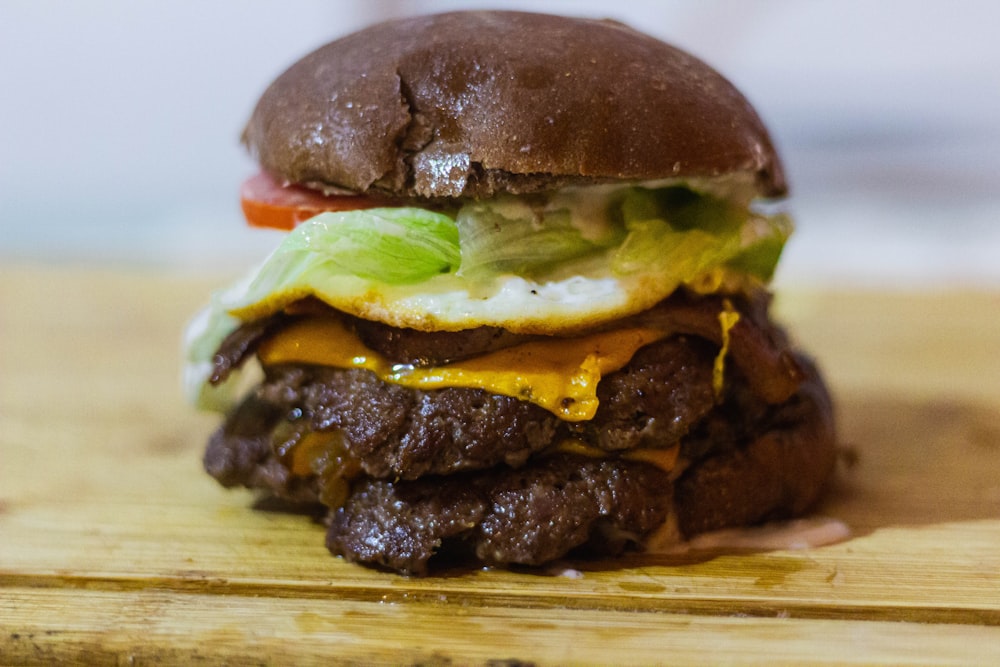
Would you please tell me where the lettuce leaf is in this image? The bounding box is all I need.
[236,186,786,299]
[253,207,461,286]
[455,201,612,279]
[612,186,790,282]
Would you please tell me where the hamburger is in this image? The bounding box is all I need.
[184,10,837,575]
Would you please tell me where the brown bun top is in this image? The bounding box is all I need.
[244,11,787,199]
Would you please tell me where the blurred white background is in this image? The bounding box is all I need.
[2,0,998,287]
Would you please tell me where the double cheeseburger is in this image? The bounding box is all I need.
[184,11,836,574]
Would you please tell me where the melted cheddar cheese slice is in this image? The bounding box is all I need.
[257,317,667,421]
[554,438,681,472]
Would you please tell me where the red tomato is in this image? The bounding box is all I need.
[240,172,388,230]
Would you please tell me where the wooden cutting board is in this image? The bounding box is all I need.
[2,264,999,665]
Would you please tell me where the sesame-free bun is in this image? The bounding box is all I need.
[243,11,787,200]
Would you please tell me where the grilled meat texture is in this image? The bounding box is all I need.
[203,293,835,572]
[205,333,719,486]
[326,454,672,575]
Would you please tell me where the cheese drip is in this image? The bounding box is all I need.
[257,317,667,421]
[555,439,680,473]
[712,299,741,397]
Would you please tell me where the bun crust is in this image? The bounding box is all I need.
[243,11,787,199]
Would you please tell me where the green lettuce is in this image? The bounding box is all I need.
[235,207,461,306]
[454,185,791,285]
[237,186,787,300]
[266,207,460,283]
[455,200,617,279]
[611,186,791,282]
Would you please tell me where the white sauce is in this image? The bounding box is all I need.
[647,516,852,555]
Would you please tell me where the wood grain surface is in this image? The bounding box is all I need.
[2,264,999,665]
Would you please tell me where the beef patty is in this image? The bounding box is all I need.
[203,293,836,573]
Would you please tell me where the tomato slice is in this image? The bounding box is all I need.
[240,172,389,230]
